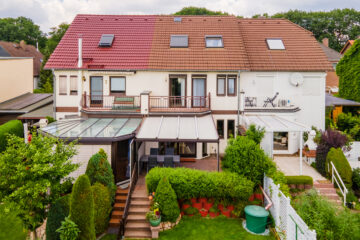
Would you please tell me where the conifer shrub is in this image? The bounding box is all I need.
[70,175,95,240]
[46,195,70,240]
[155,177,180,223]
[91,183,112,235]
[326,148,352,187]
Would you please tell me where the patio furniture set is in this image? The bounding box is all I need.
[245,92,290,108]
[140,148,181,172]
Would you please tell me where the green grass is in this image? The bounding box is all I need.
[159,216,275,240]
[99,234,117,240]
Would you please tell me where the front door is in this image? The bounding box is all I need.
[90,76,103,107]
[169,76,186,107]
[192,77,206,107]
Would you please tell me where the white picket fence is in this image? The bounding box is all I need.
[263,175,316,240]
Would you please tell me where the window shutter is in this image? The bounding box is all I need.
[59,76,67,94]
[70,76,78,93]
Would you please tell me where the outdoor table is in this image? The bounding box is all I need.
[139,155,180,174]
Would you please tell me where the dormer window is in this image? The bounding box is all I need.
[99,34,114,47]
[170,35,188,48]
[205,35,223,48]
[266,38,285,50]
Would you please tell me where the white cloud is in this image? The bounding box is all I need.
[0,0,358,33]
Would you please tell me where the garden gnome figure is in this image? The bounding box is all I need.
[304,130,317,150]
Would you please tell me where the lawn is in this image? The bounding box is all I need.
[159,216,275,240]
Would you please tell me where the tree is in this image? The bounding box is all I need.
[0,133,78,237]
[91,183,112,234]
[155,177,180,223]
[174,6,229,15]
[245,124,265,144]
[70,175,95,240]
[0,17,47,49]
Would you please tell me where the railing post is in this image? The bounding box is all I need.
[208,92,211,109]
[83,91,87,108]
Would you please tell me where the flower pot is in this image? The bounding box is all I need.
[218,204,223,211]
[305,184,312,189]
[227,205,234,212]
[199,198,207,205]
[248,194,255,202]
[149,216,161,227]
[209,212,219,218]
[191,198,197,204]
[199,209,208,217]
[192,202,202,210]
[182,203,191,210]
[254,193,263,201]
[221,209,231,218]
[204,202,213,210]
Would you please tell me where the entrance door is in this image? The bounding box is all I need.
[192,77,206,107]
[90,76,103,107]
[112,140,129,184]
[169,76,186,107]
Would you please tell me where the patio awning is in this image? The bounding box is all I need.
[39,118,142,143]
[136,115,219,142]
[242,115,310,132]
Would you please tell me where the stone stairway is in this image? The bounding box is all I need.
[108,187,128,232]
[314,181,343,205]
[124,189,151,239]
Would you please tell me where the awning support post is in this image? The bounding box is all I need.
[299,131,303,175]
[217,142,220,172]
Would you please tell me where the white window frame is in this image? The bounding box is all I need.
[205,35,223,48]
[266,38,285,50]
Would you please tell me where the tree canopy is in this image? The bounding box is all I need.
[174,6,229,16]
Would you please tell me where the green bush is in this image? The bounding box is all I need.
[353,168,360,193]
[294,190,360,240]
[70,175,95,240]
[46,195,71,240]
[0,205,26,240]
[91,183,112,235]
[337,113,360,141]
[245,124,265,144]
[0,120,23,152]
[285,176,313,185]
[155,177,180,222]
[146,167,254,201]
[85,149,116,201]
[326,148,352,187]
[56,216,80,240]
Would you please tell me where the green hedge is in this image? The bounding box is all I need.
[46,195,70,240]
[326,148,352,187]
[0,120,23,152]
[155,177,180,222]
[92,183,112,235]
[353,168,360,193]
[0,205,26,240]
[146,167,254,201]
[285,176,313,185]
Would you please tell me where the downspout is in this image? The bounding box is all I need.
[129,139,135,185]
[52,69,56,120]
[237,70,241,135]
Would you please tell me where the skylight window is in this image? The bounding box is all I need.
[170,35,188,48]
[205,35,223,48]
[98,34,114,47]
[266,38,285,50]
[174,17,182,22]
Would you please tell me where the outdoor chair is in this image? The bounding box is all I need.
[263,92,279,107]
[245,97,256,107]
[147,156,158,172]
[150,148,159,155]
[164,157,174,168]
[165,148,175,155]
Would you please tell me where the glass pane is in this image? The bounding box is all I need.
[91,77,103,95]
[97,118,127,138]
[228,78,235,94]
[227,120,235,138]
[170,78,185,97]
[266,39,285,50]
[193,78,205,107]
[111,77,125,92]
[80,118,113,137]
[61,118,99,138]
[206,37,223,47]
[217,78,225,95]
[217,120,224,138]
[117,118,142,136]
[178,142,196,157]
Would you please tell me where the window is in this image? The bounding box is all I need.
[217,75,226,96]
[217,120,224,139]
[227,120,235,138]
[227,76,236,96]
[266,38,285,50]
[170,35,188,48]
[70,76,78,95]
[205,35,223,48]
[99,34,114,47]
[110,77,125,93]
[59,76,67,95]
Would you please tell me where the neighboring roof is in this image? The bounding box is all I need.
[39,118,142,142]
[0,93,52,113]
[45,14,332,72]
[325,94,360,107]
[243,115,310,132]
[136,115,219,142]
[340,40,355,54]
[18,104,53,120]
[318,43,342,63]
[0,41,43,76]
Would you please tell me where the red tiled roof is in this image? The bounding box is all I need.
[45,15,332,72]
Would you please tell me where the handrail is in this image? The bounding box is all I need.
[329,161,348,206]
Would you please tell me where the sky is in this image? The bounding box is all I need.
[0,0,359,33]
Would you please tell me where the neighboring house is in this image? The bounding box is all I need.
[43,15,332,181]
[0,40,43,90]
[325,93,360,122]
[0,93,53,125]
[340,40,355,54]
[319,38,343,94]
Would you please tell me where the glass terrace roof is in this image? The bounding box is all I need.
[39,118,142,141]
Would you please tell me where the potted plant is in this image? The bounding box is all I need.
[182,199,191,210]
[209,206,219,218]
[221,206,231,218]
[199,197,207,205]
[146,210,161,227]
[204,198,214,210]
[184,206,198,217]
[199,208,208,217]
[191,197,197,204]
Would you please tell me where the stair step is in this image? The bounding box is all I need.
[314,183,334,188]
[131,200,150,207]
[125,222,150,231]
[117,188,129,194]
[112,210,123,219]
[114,203,126,211]
[318,188,337,194]
[116,195,127,203]
[109,218,120,227]
[124,229,151,239]
[323,194,341,200]
[131,196,149,201]
[127,214,147,223]
[129,207,149,215]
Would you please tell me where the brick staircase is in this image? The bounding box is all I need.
[314,180,343,205]
[124,189,151,239]
[109,187,129,231]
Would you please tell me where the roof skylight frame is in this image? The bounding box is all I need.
[174,17,182,22]
[170,35,189,48]
[98,34,115,47]
[205,35,224,48]
[266,38,285,50]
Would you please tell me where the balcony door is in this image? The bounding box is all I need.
[169,76,186,107]
[90,76,103,107]
[192,76,206,107]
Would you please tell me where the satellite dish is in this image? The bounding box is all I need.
[290,73,304,87]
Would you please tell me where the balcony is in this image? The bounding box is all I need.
[149,94,210,113]
[82,94,141,112]
[244,95,300,113]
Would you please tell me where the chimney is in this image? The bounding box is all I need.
[78,37,82,68]
[20,40,26,50]
[322,38,329,47]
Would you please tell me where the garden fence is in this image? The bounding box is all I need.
[263,175,316,240]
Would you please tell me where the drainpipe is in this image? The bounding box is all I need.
[78,37,83,116]
[78,37,82,68]
[237,70,241,135]
[52,69,56,120]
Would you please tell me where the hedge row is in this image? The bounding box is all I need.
[146,167,254,201]
[326,148,352,187]
[0,120,23,152]
[285,176,313,186]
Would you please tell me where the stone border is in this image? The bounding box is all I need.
[159,214,182,231]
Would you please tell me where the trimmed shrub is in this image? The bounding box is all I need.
[91,183,112,235]
[0,205,26,240]
[353,168,360,193]
[0,120,23,152]
[155,177,180,222]
[146,167,254,201]
[245,124,265,145]
[285,176,313,186]
[326,148,352,187]
[70,175,95,240]
[46,195,71,240]
[85,149,116,201]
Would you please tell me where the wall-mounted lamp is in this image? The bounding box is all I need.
[82,76,86,82]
